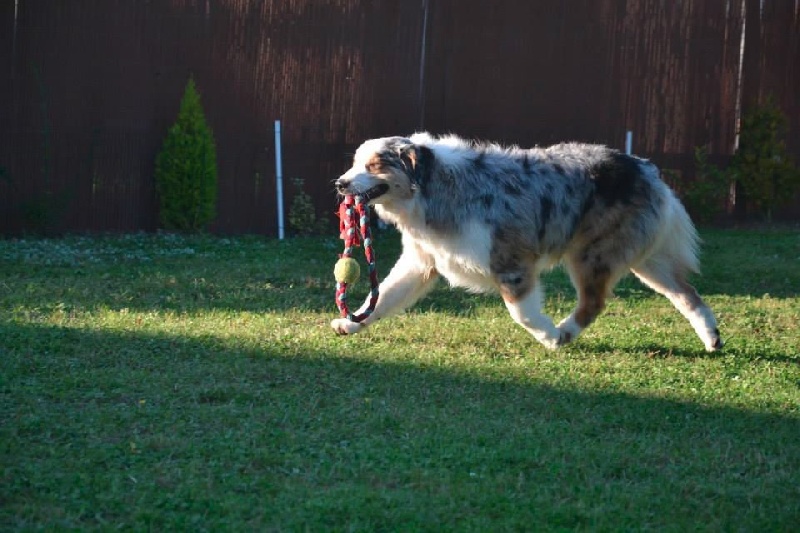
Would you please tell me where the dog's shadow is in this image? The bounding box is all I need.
[414,288,501,317]
[581,339,799,365]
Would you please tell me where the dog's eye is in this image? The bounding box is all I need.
[365,162,380,173]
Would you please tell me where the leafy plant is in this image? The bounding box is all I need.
[154,76,218,232]
[288,178,327,236]
[732,97,800,220]
[692,98,800,221]
[688,148,730,223]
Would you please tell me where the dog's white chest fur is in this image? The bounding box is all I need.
[414,221,495,293]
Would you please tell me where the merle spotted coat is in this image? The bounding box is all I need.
[333,133,722,352]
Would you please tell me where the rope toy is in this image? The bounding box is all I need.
[334,194,379,322]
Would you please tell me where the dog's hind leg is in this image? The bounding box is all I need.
[556,254,623,346]
[631,258,722,352]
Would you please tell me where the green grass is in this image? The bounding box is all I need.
[1,229,799,531]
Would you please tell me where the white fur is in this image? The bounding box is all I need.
[413,221,495,293]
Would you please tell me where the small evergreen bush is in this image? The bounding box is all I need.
[155,77,218,232]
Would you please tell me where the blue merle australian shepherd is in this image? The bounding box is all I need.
[333,133,722,352]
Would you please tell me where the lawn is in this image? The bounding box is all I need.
[1,229,799,531]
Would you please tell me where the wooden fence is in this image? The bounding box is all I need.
[1,0,798,235]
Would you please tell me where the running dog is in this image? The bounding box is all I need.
[332,133,722,352]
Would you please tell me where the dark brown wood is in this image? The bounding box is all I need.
[1,0,798,235]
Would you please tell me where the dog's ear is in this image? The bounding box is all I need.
[398,144,419,171]
[398,144,433,187]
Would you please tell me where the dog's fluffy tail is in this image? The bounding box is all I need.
[663,192,701,273]
[641,169,701,275]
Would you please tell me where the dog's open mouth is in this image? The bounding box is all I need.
[359,183,390,202]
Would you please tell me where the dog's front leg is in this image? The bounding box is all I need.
[331,247,438,335]
[502,283,564,350]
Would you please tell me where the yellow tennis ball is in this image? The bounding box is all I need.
[334,257,360,284]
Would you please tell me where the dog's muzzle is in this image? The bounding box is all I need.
[335,178,350,194]
[336,178,390,202]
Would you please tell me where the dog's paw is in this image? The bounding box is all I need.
[536,332,563,351]
[330,317,364,335]
[556,330,574,347]
[540,338,561,350]
[700,327,723,352]
[537,330,575,350]
[705,331,723,352]
[555,317,582,348]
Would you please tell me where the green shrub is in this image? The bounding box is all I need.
[693,97,800,221]
[732,97,800,220]
[688,147,730,223]
[155,77,218,232]
[288,178,328,236]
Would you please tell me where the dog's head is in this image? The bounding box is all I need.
[336,136,432,204]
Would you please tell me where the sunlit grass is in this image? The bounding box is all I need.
[2,229,799,530]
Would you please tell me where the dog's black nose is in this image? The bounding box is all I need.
[335,178,349,192]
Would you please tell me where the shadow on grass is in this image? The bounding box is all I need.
[2,321,799,530]
[585,340,800,366]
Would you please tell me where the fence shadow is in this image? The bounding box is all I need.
[2,320,799,529]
